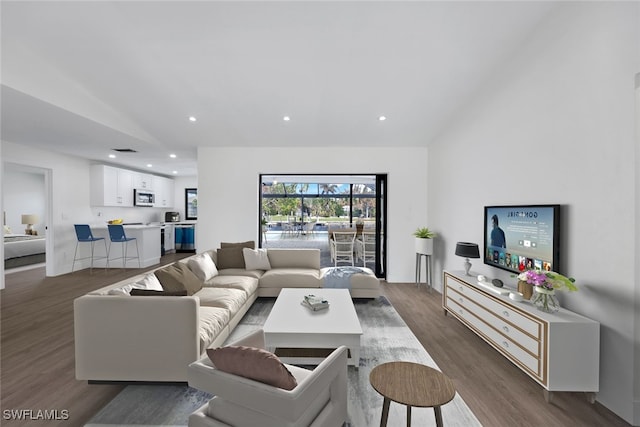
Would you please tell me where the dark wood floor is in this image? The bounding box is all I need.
[383,283,629,427]
[1,261,630,427]
[1,253,191,427]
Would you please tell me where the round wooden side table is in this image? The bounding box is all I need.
[369,361,456,427]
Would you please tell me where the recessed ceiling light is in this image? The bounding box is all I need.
[108,154,116,159]
[189,116,197,122]
[283,116,290,121]
[378,116,387,121]
[169,154,177,158]
[172,171,178,174]
[146,164,153,168]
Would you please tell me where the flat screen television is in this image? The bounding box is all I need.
[484,204,560,274]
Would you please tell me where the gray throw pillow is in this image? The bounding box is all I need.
[207,345,297,391]
[216,247,246,269]
[220,241,255,249]
[154,262,203,296]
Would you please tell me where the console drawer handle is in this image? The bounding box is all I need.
[502,341,509,348]
[503,326,509,333]
[458,298,463,304]
[503,310,509,317]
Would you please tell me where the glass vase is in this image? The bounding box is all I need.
[531,287,560,313]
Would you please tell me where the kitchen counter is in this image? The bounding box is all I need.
[92,224,161,268]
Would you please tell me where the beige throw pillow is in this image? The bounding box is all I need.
[242,248,271,270]
[155,262,203,296]
[136,273,164,291]
[207,346,297,391]
[188,253,219,281]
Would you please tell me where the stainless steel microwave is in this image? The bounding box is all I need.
[134,189,155,207]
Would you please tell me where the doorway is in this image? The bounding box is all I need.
[259,174,387,278]
[2,163,51,277]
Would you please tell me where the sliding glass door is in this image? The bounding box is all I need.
[259,174,387,278]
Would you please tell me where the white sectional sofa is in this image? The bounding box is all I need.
[210,248,381,298]
[74,247,380,382]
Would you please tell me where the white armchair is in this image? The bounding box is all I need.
[187,329,348,427]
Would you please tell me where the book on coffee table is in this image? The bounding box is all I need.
[301,294,329,311]
[301,300,329,311]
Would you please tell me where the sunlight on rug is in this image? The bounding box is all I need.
[86,296,481,427]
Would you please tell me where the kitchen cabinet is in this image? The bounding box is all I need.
[163,224,175,253]
[133,172,154,190]
[153,175,175,208]
[91,165,175,208]
[90,165,133,207]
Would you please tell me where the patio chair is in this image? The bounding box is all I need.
[302,221,316,238]
[356,230,376,267]
[281,222,295,238]
[330,231,356,266]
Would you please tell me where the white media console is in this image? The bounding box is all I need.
[443,270,599,402]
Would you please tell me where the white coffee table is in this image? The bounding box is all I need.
[263,288,363,366]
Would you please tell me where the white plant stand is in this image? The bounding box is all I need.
[415,238,433,288]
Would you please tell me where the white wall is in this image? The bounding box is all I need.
[197,146,428,282]
[3,166,46,234]
[428,3,639,423]
[171,175,198,221]
[2,141,90,277]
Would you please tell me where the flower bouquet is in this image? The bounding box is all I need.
[517,270,577,313]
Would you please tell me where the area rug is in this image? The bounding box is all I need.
[86,297,481,427]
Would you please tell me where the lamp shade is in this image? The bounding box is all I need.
[21,214,38,225]
[455,242,480,259]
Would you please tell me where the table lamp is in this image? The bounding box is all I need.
[455,242,480,276]
[21,214,38,235]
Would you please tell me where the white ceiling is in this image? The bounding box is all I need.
[1,1,556,177]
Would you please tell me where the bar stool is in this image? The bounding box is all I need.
[72,224,108,273]
[106,224,140,269]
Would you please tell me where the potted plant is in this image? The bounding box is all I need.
[516,270,577,313]
[413,227,436,255]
